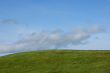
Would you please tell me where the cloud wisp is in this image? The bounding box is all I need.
[0,26,105,54]
[0,19,18,25]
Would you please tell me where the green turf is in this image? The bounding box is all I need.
[0,50,110,73]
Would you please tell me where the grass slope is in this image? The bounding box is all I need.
[0,50,110,73]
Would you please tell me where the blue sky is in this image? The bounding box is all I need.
[0,0,110,55]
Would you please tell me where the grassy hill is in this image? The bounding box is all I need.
[0,50,110,73]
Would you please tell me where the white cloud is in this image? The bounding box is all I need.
[0,26,105,54]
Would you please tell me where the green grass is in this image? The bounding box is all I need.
[0,50,110,73]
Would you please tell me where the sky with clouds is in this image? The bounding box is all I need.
[0,0,110,55]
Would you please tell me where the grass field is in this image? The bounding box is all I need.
[0,50,110,73]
